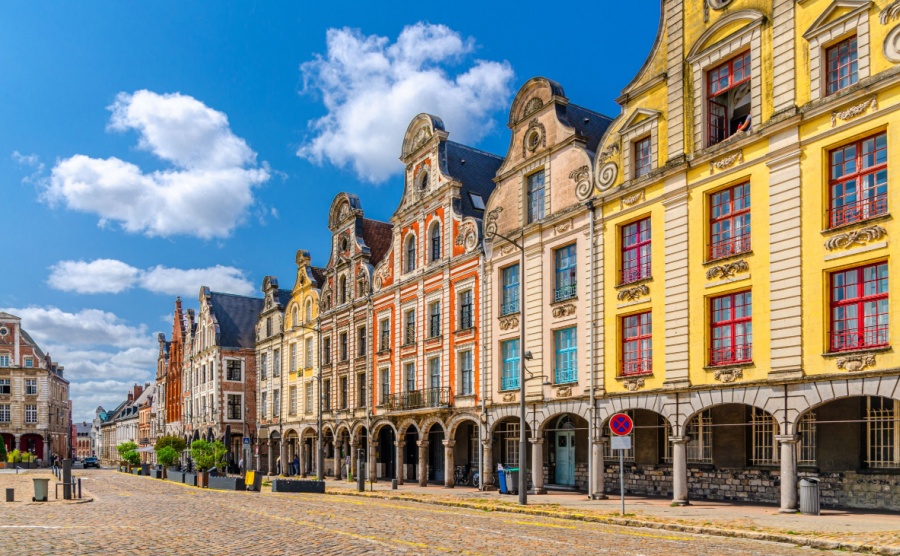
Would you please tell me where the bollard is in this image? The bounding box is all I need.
[77,478,82,499]
[62,459,72,500]
[356,450,365,493]
[5,488,13,502]
[391,479,398,490]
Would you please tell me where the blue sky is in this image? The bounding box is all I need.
[0,1,660,422]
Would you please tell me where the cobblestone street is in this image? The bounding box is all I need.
[0,470,873,555]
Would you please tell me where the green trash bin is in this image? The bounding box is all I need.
[505,468,519,494]
[32,478,50,502]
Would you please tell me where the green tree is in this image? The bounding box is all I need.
[116,441,140,466]
[154,435,187,453]
[156,446,179,468]
[0,441,7,464]
[190,439,227,472]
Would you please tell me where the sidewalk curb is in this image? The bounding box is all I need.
[323,489,900,555]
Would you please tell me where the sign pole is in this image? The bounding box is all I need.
[619,449,625,515]
[609,412,633,517]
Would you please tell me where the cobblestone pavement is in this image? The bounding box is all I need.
[0,470,873,555]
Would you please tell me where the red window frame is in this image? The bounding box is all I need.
[830,262,889,352]
[622,311,652,376]
[826,36,858,96]
[620,217,651,284]
[634,136,652,179]
[710,291,752,366]
[709,183,751,260]
[828,132,888,228]
[707,51,751,146]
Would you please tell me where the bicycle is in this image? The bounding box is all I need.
[453,465,468,486]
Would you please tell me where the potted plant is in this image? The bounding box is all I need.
[117,441,140,472]
[0,441,7,469]
[155,446,179,479]
[190,439,225,488]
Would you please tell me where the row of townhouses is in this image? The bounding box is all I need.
[140,0,900,511]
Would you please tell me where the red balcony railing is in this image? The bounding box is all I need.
[830,327,889,352]
[709,234,750,260]
[709,344,752,366]
[828,193,888,229]
[622,358,652,376]
[620,263,651,285]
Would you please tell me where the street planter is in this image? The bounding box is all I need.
[196,471,210,488]
[271,479,326,494]
[207,476,245,491]
[149,469,162,479]
[183,472,197,487]
[167,470,185,483]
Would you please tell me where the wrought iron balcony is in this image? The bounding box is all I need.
[554,283,577,302]
[386,387,450,411]
[500,298,519,316]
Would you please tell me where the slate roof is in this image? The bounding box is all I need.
[209,292,264,349]
[19,328,46,360]
[557,103,614,154]
[361,219,394,266]
[443,141,503,219]
[76,422,92,434]
[277,289,292,308]
[310,267,327,288]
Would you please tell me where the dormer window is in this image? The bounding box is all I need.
[634,136,652,178]
[419,172,429,191]
[430,223,441,262]
[405,234,416,273]
[527,170,546,223]
[707,52,751,146]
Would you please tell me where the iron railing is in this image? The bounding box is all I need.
[620,263,651,285]
[710,234,751,260]
[500,298,520,316]
[831,327,889,352]
[386,387,450,411]
[554,284,577,302]
[829,193,888,229]
[709,344,752,366]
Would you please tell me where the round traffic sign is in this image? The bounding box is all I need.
[610,413,633,436]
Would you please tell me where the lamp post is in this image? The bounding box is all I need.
[292,322,324,481]
[483,230,530,505]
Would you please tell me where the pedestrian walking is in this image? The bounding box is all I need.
[293,455,299,476]
[238,456,244,476]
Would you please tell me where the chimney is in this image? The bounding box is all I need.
[128,391,134,402]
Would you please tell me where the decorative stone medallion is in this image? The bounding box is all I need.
[556,386,572,398]
[706,259,749,280]
[620,189,645,208]
[455,220,479,253]
[617,284,649,302]
[709,151,743,173]
[824,225,887,251]
[832,97,878,127]
[713,368,744,383]
[569,165,593,201]
[552,304,576,318]
[836,354,876,372]
[623,378,645,392]
[502,393,517,403]
[499,315,519,330]
[597,162,618,191]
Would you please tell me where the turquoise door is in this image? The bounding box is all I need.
[555,431,575,486]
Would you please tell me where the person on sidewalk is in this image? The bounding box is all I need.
[293,455,299,476]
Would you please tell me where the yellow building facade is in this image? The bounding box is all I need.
[590,0,900,510]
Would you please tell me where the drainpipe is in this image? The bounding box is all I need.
[586,199,596,499]
[479,245,486,490]
[366,294,373,488]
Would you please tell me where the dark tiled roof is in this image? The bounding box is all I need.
[277,289,292,308]
[310,267,327,289]
[361,219,393,266]
[557,103,614,154]
[18,328,46,360]
[443,141,503,219]
[209,292,264,349]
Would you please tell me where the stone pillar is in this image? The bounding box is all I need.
[481,439,495,490]
[343,437,350,481]
[394,441,405,485]
[368,439,377,483]
[443,440,456,488]
[349,441,359,480]
[591,438,608,499]
[332,440,340,479]
[530,437,546,494]
[670,436,689,506]
[266,439,273,475]
[778,435,800,513]
[300,440,308,477]
[417,440,429,486]
[280,441,288,476]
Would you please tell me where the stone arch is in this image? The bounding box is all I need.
[334,423,351,439]
[283,426,300,439]
[419,415,446,435]
[321,423,335,437]
[268,429,281,440]
[396,418,419,437]
[534,400,592,434]
[598,393,676,433]
[789,375,900,435]
[446,412,480,438]
[401,113,445,160]
[371,418,397,437]
[687,10,766,60]
[508,76,565,127]
[488,404,526,434]
[678,384,787,437]
[327,192,363,232]
[298,424,317,439]
[350,421,368,441]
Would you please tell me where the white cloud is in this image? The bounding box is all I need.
[47,259,255,297]
[48,259,140,294]
[12,150,46,186]
[4,306,149,348]
[42,90,270,238]
[298,23,514,183]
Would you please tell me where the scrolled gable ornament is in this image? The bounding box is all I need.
[707,0,734,8]
[484,207,503,240]
[885,24,900,62]
[570,165,593,201]
[881,1,900,25]
[455,220,479,253]
[596,161,619,191]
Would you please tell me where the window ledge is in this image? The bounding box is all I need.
[500,310,521,318]
[822,213,892,235]
[454,327,476,334]
[401,342,416,348]
[554,381,578,387]
[454,394,475,400]
[704,250,753,266]
[377,349,392,355]
[615,373,652,381]
[499,387,520,393]
[616,276,653,288]
[703,362,755,371]
[822,346,891,358]
[551,296,577,305]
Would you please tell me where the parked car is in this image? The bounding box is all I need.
[83,457,100,468]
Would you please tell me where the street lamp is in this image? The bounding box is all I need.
[483,231,530,505]
[292,322,324,482]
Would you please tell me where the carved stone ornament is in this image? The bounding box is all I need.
[552,304,576,318]
[522,120,546,157]
[523,97,544,118]
[502,393,517,403]
[597,162,619,191]
[338,203,350,223]
[455,220,479,253]
[569,165,593,201]
[500,245,517,256]
[485,207,503,239]
[620,189,645,208]
[598,142,620,162]
[824,225,887,251]
[885,24,900,62]
[410,126,432,153]
[706,259,749,280]
[556,386,572,398]
[617,284,649,302]
[499,315,519,330]
[832,97,878,127]
[707,0,734,9]
[709,151,743,173]
[837,354,877,372]
[554,220,572,235]
[623,378,645,392]
[881,1,900,25]
[373,261,391,292]
[713,368,743,383]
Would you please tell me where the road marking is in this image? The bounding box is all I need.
[504,520,576,529]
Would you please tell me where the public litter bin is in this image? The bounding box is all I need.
[32,478,50,502]
[799,478,820,515]
[497,467,508,494]
[141,463,149,476]
[506,468,519,495]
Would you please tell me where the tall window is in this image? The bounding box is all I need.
[289,386,297,415]
[357,327,367,357]
[24,358,33,368]
[554,327,577,384]
[305,338,313,368]
[0,355,8,367]
[226,360,242,381]
[305,300,312,322]
[272,389,280,417]
[504,422,520,466]
[227,395,241,420]
[829,133,888,228]
[339,376,348,409]
[339,276,347,304]
[357,373,366,408]
[380,369,390,404]
[527,170,546,223]
[622,312,652,376]
[405,362,416,392]
[798,412,817,466]
[323,337,331,365]
[621,218,651,284]
[866,397,900,468]
[634,136,652,178]
[430,223,441,262]
[0,379,9,394]
[554,244,577,302]
[710,291,752,365]
[459,290,473,330]
[429,301,441,338]
[291,305,299,327]
[379,318,390,351]
[406,234,416,273]
[322,379,331,411]
[428,357,440,389]
[305,383,313,414]
[261,392,268,418]
[260,353,268,380]
[25,379,37,395]
[501,264,520,315]
[707,51,751,146]
[266,317,272,338]
[290,344,297,372]
[405,310,416,345]
[710,183,750,259]
[686,410,713,463]
[273,349,281,377]
[501,339,520,390]
[339,332,348,361]
[826,36,858,95]
[459,350,473,396]
[25,405,37,424]
[831,262,889,351]
[750,407,779,465]
[0,404,9,423]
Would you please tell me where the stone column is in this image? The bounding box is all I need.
[670,436,689,506]
[349,441,359,480]
[342,437,350,481]
[300,440,308,477]
[481,439,495,490]
[417,440,429,486]
[777,435,800,513]
[368,439,377,483]
[591,438,608,499]
[395,441,405,485]
[266,439,273,475]
[332,440,340,479]
[280,441,288,476]
[530,437,546,494]
[443,440,456,488]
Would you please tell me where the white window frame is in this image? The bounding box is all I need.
[25,404,37,424]
[224,358,243,382]
[619,108,660,181]
[0,404,9,422]
[225,393,243,422]
[803,0,871,100]
[289,386,297,415]
[25,379,37,396]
